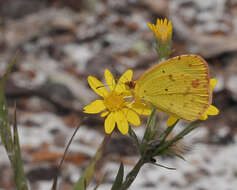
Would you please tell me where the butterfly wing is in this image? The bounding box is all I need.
[135,55,211,121]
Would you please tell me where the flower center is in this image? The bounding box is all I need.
[104,92,125,112]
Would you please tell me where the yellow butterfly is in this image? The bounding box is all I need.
[126,55,211,122]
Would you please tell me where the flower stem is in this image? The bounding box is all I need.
[119,158,145,190]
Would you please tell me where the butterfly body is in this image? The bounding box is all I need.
[128,55,211,121]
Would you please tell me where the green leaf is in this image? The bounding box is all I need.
[128,127,140,150]
[173,121,200,140]
[119,158,145,190]
[0,52,18,86]
[150,121,161,140]
[12,104,29,190]
[111,163,124,190]
[140,109,156,154]
[0,53,29,190]
[144,109,157,141]
[0,53,18,162]
[158,119,178,145]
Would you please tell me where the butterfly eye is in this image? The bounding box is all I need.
[125,81,136,90]
[162,70,166,73]
[125,82,130,90]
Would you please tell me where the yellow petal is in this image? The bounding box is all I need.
[156,18,160,25]
[101,111,109,117]
[210,78,218,91]
[115,111,129,135]
[167,115,179,127]
[83,100,106,113]
[206,105,219,115]
[164,18,167,25]
[199,112,208,120]
[200,105,219,120]
[104,69,116,91]
[115,70,133,93]
[88,76,108,97]
[129,101,152,115]
[122,108,140,126]
[168,21,172,27]
[147,23,153,31]
[105,113,116,134]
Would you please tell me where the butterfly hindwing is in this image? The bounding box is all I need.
[135,55,211,121]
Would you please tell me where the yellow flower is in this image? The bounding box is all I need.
[147,18,172,42]
[84,69,151,135]
[167,78,219,126]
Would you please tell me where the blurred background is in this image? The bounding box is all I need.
[0,0,237,189]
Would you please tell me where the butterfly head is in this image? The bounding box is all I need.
[125,81,136,90]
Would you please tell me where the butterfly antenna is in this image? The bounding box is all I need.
[96,85,105,89]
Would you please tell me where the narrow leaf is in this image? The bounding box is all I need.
[111,163,124,190]
[173,121,200,140]
[158,119,178,145]
[12,103,29,190]
[0,53,18,159]
[140,109,156,155]
[0,52,18,86]
[142,109,156,142]
[150,121,161,140]
[128,127,140,150]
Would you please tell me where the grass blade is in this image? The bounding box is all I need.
[13,103,29,190]
[111,163,124,190]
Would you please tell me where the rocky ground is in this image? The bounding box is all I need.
[0,0,237,189]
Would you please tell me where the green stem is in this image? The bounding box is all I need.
[158,122,177,144]
[119,158,145,190]
[156,39,172,61]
